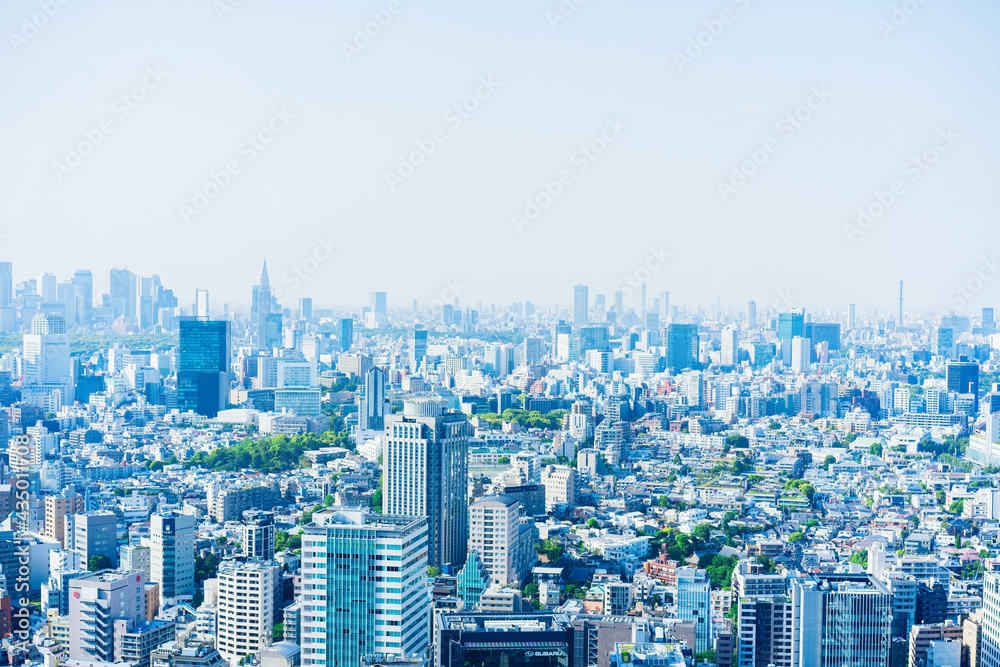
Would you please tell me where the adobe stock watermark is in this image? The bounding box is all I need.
[716,85,833,202]
[613,246,672,301]
[843,126,957,244]
[512,117,627,234]
[178,108,293,223]
[946,256,999,310]
[430,278,466,311]
[340,0,407,62]
[384,75,500,192]
[545,0,588,30]
[878,0,930,40]
[214,0,246,21]
[771,287,798,312]
[272,236,340,302]
[51,66,168,183]
[673,0,752,73]
[8,0,71,52]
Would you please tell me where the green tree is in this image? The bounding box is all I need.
[658,495,670,507]
[324,494,335,506]
[849,551,868,568]
[949,499,964,514]
[88,554,113,571]
[497,456,510,464]
[936,490,946,506]
[788,531,804,543]
[523,583,539,598]
[428,566,441,578]
[587,518,600,529]
[869,442,883,457]
[273,622,284,641]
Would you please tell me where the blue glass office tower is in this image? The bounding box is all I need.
[177,316,231,417]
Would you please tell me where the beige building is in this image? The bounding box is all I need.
[541,465,576,512]
[44,492,82,547]
[468,495,532,586]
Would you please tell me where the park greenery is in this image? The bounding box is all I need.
[478,409,568,430]
[184,431,349,473]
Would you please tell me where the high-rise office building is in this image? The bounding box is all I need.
[664,323,698,373]
[791,573,893,667]
[721,327,739,367]
[676,567,712,653]
[339,318,353,352]
[254,261,272,349]
[195,289,209,317]
[747,300,756,329]
[67,510,119,568]
[848,303,856,331]
[384,407,471,568]
[614,290,624,319]
[215,560,278,665]
[947,358,980,401]
[177,317,231,418]
[791,336,811,373]
[982,572,1000,667]
[0,262,12,308]
[736,595,794,667]
[300,508,429,666]
[241,510,276,561]
[298,297,312,319]
[410,329,428,371]
[984,307,996,330]
[39,272,57,301]
[934,327,955,359]
[573,284,589,326]
[151,512,195,600]
[778,309,805,365]
[369,291,387,317]
[73,269,93,325]
[22,312,72,407]
[110,268,137,320]
[359,366,387,431]
[69,570,146,661]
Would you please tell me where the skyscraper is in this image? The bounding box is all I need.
[66,510,119,568]
[573,284,589,326]
[300,508,429,666]
[109,268,137,320]
[384,406,471,568]
[848,303,856,331]
[747,300,756,329]
[721,327,739,367]
[0,262,12,308]
[934,327,955,359]
[369,291,387,317]
[410,329,428,371]
[72,269,93,325]
[664,323,698,373]
[22,312,72,407]
[676,567,712,653]
[791,336,811,373]
[177,317,231,417]
[791,573,893,667]
[151,512,195,600]
[195,289,209,317]
[298,296,312,319]
[778,309,805,365]
[359,366,386,431]
[254,261,272,350]
[947,358,980,403]
[981,571,1000,666]
[340,317,353,352]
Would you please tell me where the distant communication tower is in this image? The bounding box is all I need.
[899,280,903,325]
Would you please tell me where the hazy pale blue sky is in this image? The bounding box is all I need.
[2,0,998,314]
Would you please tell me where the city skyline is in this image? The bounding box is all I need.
[2,1,998,311]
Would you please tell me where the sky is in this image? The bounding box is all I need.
[2,0,998,315]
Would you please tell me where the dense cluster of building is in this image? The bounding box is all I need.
[0,265,999,666]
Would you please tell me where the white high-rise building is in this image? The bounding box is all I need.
[721,327,739,367]
[359,366,387,431]
[300,508,428,667]
[22,313,72,407]
[215,560,278,665]
[151,512,195,600]
[790,336,811,373]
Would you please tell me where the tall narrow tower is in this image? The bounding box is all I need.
[899,280,903,325]
[256,261,271,348]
